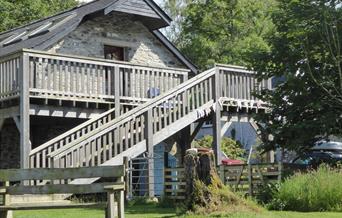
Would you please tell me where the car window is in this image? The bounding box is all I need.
[294,157,312,165]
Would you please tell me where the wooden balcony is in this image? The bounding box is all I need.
[0,49,190,109]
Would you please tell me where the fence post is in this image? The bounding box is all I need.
[123,156,129,200]
[248,164,253,197]
[219,165,225,185]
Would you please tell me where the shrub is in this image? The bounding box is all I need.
[192,136,245,160]
[269,165,342,212]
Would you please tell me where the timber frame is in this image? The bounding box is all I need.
[0,165,125,218]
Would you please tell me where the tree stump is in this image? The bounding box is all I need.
[182,148,259,215]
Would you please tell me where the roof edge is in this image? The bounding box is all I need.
[152,30,198,74]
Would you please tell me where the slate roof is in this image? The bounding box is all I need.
[0,0,198,73]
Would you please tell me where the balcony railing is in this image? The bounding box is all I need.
[0,49,190,105]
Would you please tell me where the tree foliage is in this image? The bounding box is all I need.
[253,0,342,152]
[176,0,276,70]
[161,0,191,45]
[0,0,78,33]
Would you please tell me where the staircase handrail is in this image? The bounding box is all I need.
[29,107,116,155]
[48,67,217,159]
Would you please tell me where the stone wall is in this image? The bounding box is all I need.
[48,12,184,69]
[0,117,86,169]
[30,117,86,148]
[0,119,20,169]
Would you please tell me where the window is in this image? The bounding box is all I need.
[28,22,53,38]
[104,45,125,61]
[2,31,27,46]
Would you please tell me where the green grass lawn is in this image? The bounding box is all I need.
[14,204,342,218]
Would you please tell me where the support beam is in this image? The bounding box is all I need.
[19,53,30,169]
[221,121,232,137]
[29,104,105,119]
[12,116,20,131]
[0,106,19,120]
[249,120,275,163]
[12,116,32,148]
[189,119,205,143]
[144,109,154,197]
[212,67,222,166]
[222,112,254,123]
[249,119,259,133]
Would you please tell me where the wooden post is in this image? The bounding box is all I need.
[219,165,225,185]
[114,66,120,118]
[145,109,154,197]
[106,191,116,218]
[123,156,129,200]
[19,52,30,169]
[0,181,12,218]
[212,67,222,166]
[118,177,125,218]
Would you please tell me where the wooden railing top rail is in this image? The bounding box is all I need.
[216,64,256,74]
[0,49,190,74]
[29,107,115,155]
[48,65,270,159]
[0,165,124,181]
[23,49,190,74]
[48,68,217,159]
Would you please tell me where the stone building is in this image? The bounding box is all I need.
[0,0,270,197]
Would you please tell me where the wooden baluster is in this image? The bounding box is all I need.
[85,143,90,167]
[172,96,176,123]
[114,66,120,117]
[191,86,195,110]
[131,68,136,100]
[108,130,113,158]
[91,140,96,166]
[114,128,119,157]
[200,82,204,106]
[103,132,108,162]
[140,115,145,141]
[222,69,227,98]
[118,125,123,154]
[124,122,129,150]
[135,116,140,143]
[130,119,134,146]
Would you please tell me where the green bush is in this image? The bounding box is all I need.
[192,136,245,160]
[269,165,342,212]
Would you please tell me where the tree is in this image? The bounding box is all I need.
[0,0,78,33]
[161,0,191,44]
[252,0,342,152]
[176,0,277,70]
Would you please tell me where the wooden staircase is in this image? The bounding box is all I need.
[29,65,271,176]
